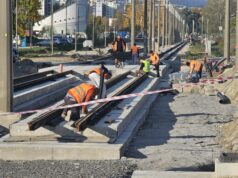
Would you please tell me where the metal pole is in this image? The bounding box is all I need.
[192,19,195,34]
[51,0,54,55]
[152,0,155,51]
[75,0,78,51]
[173,5,175,44]
[207,19,209,38]
[162,0,165,47]
[182,19,185,41]
[75,31,77,51]
[0,0,13,112]
[15,0,18,48]
[148,0,152,52]
[157,0,160,52]
[165,0,168,46]
[201,16,204,36]
[143,0,148,56]
[131,0,136,47]
[224,0,230,63]
[92,2,95,47]
[104,20,107,47]
[66,3,68,35]
[168,4,172,45]
[236,0,238,71]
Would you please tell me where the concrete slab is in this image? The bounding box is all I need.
[132,171,214,178]
[215,158,238,178]
[14,75,78,111]
[9,76,134,138]
[82,78,159,141]
[0,77,163,160]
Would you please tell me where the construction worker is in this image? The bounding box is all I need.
[149,50,160,77]
[61,83,99,121]
[84,64,112,98]
[136,58,151,76]
[186,59,203,81]
[131,43,140,64]
[112,35,126,68]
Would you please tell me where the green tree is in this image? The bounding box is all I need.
[202,0,236,34]
[15,0,41,37]
[86,16,108,45]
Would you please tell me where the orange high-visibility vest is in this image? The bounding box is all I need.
[67,83,95,104]
[150,53,159,64]
[190,60,202,72]
[131,46,139,54]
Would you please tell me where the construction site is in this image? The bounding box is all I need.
[0,0,238,178]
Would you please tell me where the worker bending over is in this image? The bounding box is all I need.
[136,58,151,76]
[62,83,99,121]
[186,59,203,81]
[149,50,160,77]
[84,64,112,98]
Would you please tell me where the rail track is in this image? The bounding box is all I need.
[27,42,186,131]
[27,71,132,130]
[14,70,74,92]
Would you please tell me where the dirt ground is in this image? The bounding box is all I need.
[126,93,237,171]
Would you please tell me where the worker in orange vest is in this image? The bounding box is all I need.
[61,83,99,121]
[186,59,203,81]
[131,43,140,64]
[149,50,160,77]
[84,64,112,98]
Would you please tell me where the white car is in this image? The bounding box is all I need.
[83,40,93,49]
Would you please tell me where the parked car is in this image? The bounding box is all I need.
[53,37,70,46]
[83,40,93,49]
[36,39,51,46]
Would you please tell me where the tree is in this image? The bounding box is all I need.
[202,0,236,34]
[15,0,41,37]
[86,15,107,41]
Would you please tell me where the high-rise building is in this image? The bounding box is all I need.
[39,0,54,16]
[116,0,126,12]
[93,0,117,18]
[34,1,89,35]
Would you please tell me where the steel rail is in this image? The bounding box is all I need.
[73,42,186,131]
[27,43,186,131]
[27,71,132,130]
[14,70,73,92]
[14,70,56,85]
[73,74,147,131]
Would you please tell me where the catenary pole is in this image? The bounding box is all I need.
[131,0,136,48]
[0,0,12,112]
[144,0,148,56]
[224,0,230,63]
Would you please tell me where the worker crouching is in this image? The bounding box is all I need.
[186,59,203,83]
[61,83,99,121]
[136,58,151,76]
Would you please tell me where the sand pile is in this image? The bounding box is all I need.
[215,67,238,103]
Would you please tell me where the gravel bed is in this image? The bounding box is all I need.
[0,160,136,178]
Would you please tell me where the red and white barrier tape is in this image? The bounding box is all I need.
[0,88,175,116]
[0,74,237,117]
[174,75,238,88]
